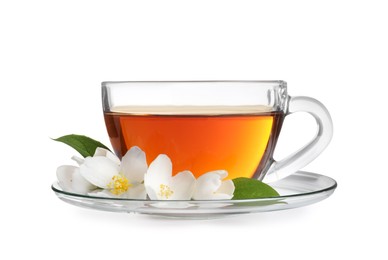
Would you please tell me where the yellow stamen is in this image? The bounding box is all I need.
[158,184,174,199]
[107,175,132,195]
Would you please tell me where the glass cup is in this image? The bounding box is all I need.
[102,81,332,183]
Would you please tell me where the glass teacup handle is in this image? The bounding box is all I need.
[263,96,333,183]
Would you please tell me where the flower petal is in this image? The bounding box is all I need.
[89,189,126,198]
[94,147,120,165]
[124,183,147,199]
[56,165,77,192]
[169,170,196,200]
[210,170,228,179]
[71,156,84,166]
[79,156,120,188]
[216,179,235,199]
[71,168,96,194]
[144,154,173,200]
[144,177,158,200]
[87,184,146,200]
[192,171,222,200]
[120,146,148,183]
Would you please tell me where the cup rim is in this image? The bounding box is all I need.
[102,80,286,86]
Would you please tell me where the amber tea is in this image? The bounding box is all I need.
[104,106,284,180]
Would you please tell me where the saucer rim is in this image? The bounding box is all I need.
[51,171,337,203]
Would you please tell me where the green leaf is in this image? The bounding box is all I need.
[53,134,111,158]
[232,177,279,200]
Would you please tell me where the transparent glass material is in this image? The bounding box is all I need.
[102,81,288,112]
[52,171,337,218]
[102,81,333,182]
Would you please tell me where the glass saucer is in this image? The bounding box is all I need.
[52,171,337,219]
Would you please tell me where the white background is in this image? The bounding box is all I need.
[1,0,387,259]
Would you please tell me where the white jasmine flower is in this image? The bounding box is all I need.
[56,147,120,194]
[144,155,196,200]
[193,170,235,200]
[78,146,148,199]
[56,145,235,201]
